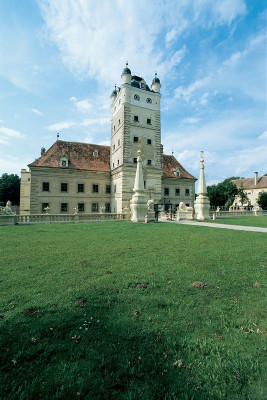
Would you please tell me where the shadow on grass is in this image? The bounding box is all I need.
[0,287,260,400]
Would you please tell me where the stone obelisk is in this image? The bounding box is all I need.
[194,151,210,220]
[130,149,147,222]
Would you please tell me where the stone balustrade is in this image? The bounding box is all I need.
[0,213,126,226]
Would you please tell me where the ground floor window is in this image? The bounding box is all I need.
[42,203,49,212]
[92,203,99,212]
[61,203,68,212]
[105,203,111,212]
[78,203,84,212]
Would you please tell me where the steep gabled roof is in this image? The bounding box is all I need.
[163,155,197,180]
[29,140,110,172]
[232,176,267,190]
[29,140,197,181]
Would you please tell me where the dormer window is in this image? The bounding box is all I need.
[140,82,146,89]
[93,150,99,157]
[60,157,68,167]
[175,168,180,177]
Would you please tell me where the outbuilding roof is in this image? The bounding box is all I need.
[29,140,197,180]
[232,176,267,190]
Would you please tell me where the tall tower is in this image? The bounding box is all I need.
[110,64,163,212]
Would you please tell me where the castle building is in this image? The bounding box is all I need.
[20,65,197,215]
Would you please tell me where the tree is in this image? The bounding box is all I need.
[0,173,21,206]
[207,177,240,207]
[237,183,249,206]
[257,191,267,209]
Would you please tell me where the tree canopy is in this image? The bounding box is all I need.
[207,177,240,207]
[0,173,21,206]
[257,191,267,209]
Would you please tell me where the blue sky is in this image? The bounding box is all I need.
[0,0,266,184]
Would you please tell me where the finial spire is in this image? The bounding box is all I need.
[57,132,59,140]
[172,150,174,156]
[126,61,128,67]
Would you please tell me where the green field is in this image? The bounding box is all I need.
[0,222,266,400]
[207,216,267,228]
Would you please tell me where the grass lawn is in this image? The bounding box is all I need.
[0,222,266,400]
[206,216,267,228]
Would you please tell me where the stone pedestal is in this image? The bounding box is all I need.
[194,195,210,220]
[130,148,148,223]
[130,195,147,222]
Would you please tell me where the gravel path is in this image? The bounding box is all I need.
[159,219,267,233]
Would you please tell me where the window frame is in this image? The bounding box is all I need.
[92,202,99,212]
[42,182,49,192]
[61,183,68,192]
[164,187,169,196]
[61,203,68,212]
[92,184,99,193]
[77,183,84,193]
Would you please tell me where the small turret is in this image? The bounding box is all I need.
[110,85,117,104]
[121,62,131,84]
[151,72,161,92]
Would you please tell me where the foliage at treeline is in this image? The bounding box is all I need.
[0,173,20,206]
[207,177,241,207]
[257,191,267,209]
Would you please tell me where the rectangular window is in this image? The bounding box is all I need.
[61,183,68,192]
[113,144,115,151]
[61,203,68,212]
[133,136,138,142]
[165,188,169,196]
[92,203,99,212]
[134,115,139,122]
[147,159,152,166]
[133,158,137,164]
[144,180,146,189]
[43,182,49,191]
[147,139,152,145]
[78,203,84,212]
[175,188,180,196]
[105,203,111,212]
[106,185,111,194]
[92,184,98,193]
[42,203,49,212]
[114,184,116,193]
[117,159,119,165]
[78,183,84,193]
[147,118,151,124]
[118,139,120,146]
[185,189,190,196]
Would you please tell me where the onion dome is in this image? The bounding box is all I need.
[152,72,160,84]
[121,62,131,76]
[110,85,117,98]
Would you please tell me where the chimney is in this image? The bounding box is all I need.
[254,172,258,185]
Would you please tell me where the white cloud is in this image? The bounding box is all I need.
[81,118,109,127]
[32,108,43,115]
[174,77,210,102]
[38,0,247,84]
[70,96,77,102]
[75,99,92,114]
[46,121,75,131]
[181,117,201,124]
[258,131,267,140]
[0,126,23,138]
[0,137,9,144]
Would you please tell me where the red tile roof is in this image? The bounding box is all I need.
[232,176,267,190]
[163,155,197,180]
[29,140,197,180]
[29,141,111,172]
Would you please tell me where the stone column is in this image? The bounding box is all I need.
[194,151,210,220]
[130,149,148,222]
